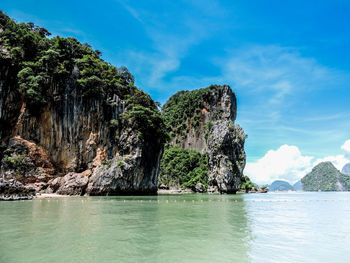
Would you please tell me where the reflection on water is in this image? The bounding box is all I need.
[1,193,350,263]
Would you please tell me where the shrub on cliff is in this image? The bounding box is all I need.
[2,153,27,175]
[122,90,168,144]
[239,176,255,192]
[159,147,208,190]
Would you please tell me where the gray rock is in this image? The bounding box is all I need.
[86,124,161,195]
[207,121,246,193]
[195,183,205,193]
[159,184,168,189]
[88,158,158,195]
[55,172,89,195]
[0,178,35,201]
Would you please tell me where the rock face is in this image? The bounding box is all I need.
[206,120,246,193]
[301,162,350,191]
[49,172,90,195]
[0,66,162,195]
[195,183,205,193]
[0,70,163,195]
[1,137,56,189]
[86,149,160,195]
[166,85,239,153]
[341,163,350,176]
[0,61,123,174]
[0,178,35,201]
[161,85,246,193]
[0,11,165,196]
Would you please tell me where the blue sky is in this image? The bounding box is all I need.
[2,0,350,183]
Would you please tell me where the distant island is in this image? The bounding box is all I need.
[268,162,350,192]
[266,180,294,191]
[301,162,350,191]
[342,163,350,175]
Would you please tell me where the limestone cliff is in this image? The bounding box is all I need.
[160,85,246,193]
[0,11,166,195]
[0,65,163,195]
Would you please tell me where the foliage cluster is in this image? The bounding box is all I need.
[238,175,256,192]
[0,11,167,144]
[2,154,27,174]
[121,89,168,143]
[117,160,124,168]
[159,147,208,190]
[162,85,221,139]
[0,10,135,105]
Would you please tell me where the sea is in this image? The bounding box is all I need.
[1,192,350,263]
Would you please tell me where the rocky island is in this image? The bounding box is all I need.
[301,162,350,191]
[0,11,248,198]
[159,85,247,193]
[267,180,294,192]
[265,162,350,192]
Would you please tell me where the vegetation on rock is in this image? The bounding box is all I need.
[302,162,350,191]
[159,147,208,190]
[121,89,168,143]
[160,84,248,193]
[2,153,26,175]
[162,85,221,139]
[238,176,256,192]
[0,10,167,144]
[0,10,135,102]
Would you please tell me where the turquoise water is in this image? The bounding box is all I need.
[1,192,350,263]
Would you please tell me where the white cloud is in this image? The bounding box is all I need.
[341,140,350,159]
[245,139,350,185]
[244,145,313,185]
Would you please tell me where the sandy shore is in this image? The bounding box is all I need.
[33,189,268,198]
[34,193,71,199]
[157,189,195,195]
